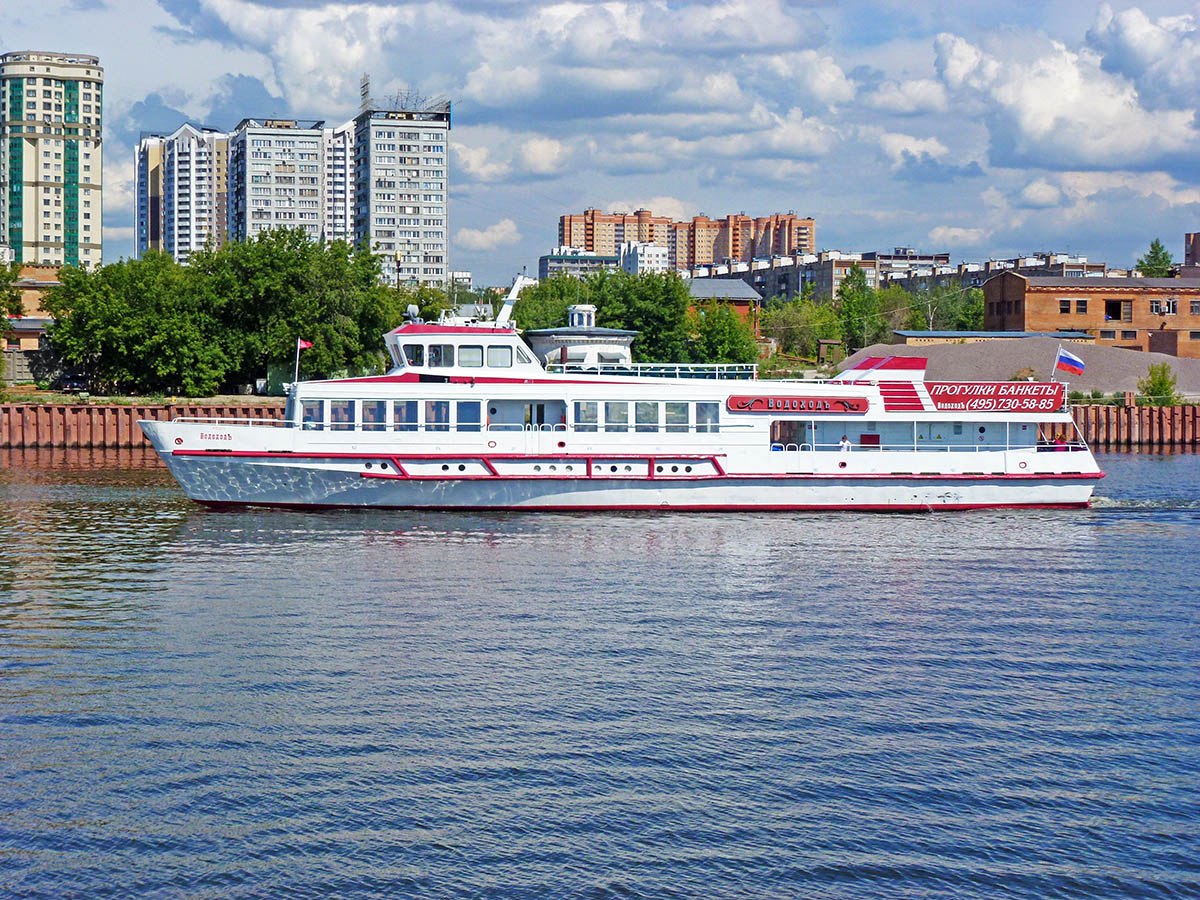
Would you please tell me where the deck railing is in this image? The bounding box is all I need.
[545,362,758,380]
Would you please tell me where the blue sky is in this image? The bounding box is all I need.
[5,0,1200,285]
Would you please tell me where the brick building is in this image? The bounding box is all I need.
[558,208,815,271]
[984,271,1200,358]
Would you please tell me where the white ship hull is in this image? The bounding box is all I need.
[142,423,1099,512]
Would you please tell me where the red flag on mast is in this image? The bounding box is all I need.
[297,338,313,350]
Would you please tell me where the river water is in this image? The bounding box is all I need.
[1,451,1198,898]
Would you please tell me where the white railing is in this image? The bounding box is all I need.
[546,362,757,380]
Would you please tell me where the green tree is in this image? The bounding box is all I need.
[906,285,985,331]
[761,298,841,357]
[512,275,586,331]
[44,252,228,395]
[1,262,22,318]
[594,270,693,362]
[1136,362,1180,406]
[1135,238,1174,277]
[690,300,758,363]
[188,229,390,386]
[835,264,885,352]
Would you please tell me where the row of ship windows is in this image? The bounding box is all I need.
[297,399,723,432]
[400,343,531,368]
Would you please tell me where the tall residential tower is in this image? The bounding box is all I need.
[136,123,229,262]
[353,98,450,285]
[0,50,103,268]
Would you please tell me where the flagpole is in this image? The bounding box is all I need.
[293,338,301,384]
[1050,343,1060,383]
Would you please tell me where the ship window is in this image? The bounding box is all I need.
[362,400,387,431]
[426,400,450,431]
[459,345,483,367]
[604,401,628,433]
[574,401,598,432]
[403,344,424,366]
[635,401,659,432]
[428,344,454,367]
[515,346,532,364]
[393,400,417,431]
[330,399,354,431]
[665,402,689,433]
[301,399,323,430]
[457,401,481,432]
[696,402,720,433]
[487,345,512,367]
[953,422,963,435]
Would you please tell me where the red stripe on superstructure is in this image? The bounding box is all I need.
[878,383,927,411]
[845,356,928,372]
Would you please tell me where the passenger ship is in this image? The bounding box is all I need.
[140,284,1103,511]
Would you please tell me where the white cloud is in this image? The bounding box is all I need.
[933,30,1200,170]
[874,130,948,167]
[461,61,542,108]
[929,225,988,245]
[519,137,569,175]
[196,0,422,112]
[455,219,521,251]
[1087,4,1200,108]
[864,78,947,114]
[605,196,698,222]
[765,51,855,107]
[1058,171,1200,207]
[452,143,510,182]
[1017,179,1063,208]
[103,225,136,242]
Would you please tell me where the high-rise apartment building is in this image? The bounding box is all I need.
[324,123,355,243]
[559,208,815,271]
[0,50,103,268]
[229,118,329,244]
[136,123,229,262]
[354,99,450,285]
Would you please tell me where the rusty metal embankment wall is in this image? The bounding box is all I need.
[0,404,285,449]
[1072,404,1199,450]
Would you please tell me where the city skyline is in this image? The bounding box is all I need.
[2,0,1199,284]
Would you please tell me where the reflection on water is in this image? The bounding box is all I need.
[1,451,1198,898]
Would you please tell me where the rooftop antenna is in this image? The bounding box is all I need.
[360,74,371,113]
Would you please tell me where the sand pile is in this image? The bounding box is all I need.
[840,337,1200,398]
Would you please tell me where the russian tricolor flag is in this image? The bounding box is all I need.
[1055,347,1085,376]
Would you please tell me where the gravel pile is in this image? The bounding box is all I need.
[840,336,1200,398]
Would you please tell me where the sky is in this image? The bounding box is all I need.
[4,0,1200,285]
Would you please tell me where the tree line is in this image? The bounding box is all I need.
[760,264,984,358]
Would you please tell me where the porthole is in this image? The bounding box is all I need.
[458,464,466,471]
[656,465,663,473]
[685,466,692,473]
[365,462,372,469]
[671,465,679,473]
[441,464,450,471]
[565,465,573,472]
[610,465,618,472]
[534,464,542,472]
[838,461,847,469]
[624,465,632,472]
[380,462,388,469]
[549,465,557,472]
